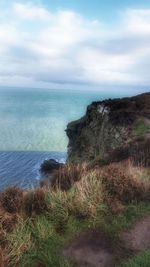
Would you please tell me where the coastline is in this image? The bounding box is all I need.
[0,92,150,267]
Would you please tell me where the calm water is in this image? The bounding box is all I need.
[0,87,130,189]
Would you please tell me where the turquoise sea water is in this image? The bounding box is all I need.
[0,87,131,189]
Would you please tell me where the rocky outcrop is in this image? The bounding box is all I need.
[40,159,63,176]
[40,159,64,188]
[66,92,150,165]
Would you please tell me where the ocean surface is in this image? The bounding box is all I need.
[0,87,131,190]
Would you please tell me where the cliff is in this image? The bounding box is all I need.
[66,92,150,165]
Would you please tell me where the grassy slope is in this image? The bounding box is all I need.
[5,203,150,267]
[0,162,150,267]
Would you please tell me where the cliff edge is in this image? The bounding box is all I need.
[66,92,150,165]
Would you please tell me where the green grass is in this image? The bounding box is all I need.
[7,215,73,267]
[6,202,150,267]
[84,201,150,250]
[132,119,150,137]
[118,250,150,267]
[108,202,150,234]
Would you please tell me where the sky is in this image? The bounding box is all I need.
[0,0,150,92]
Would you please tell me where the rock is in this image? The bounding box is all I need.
[66,92,150,165]
[40,159,64,188]
[40,159,63,176]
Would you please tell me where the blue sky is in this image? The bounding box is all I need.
[45,0,150,20]
[0,0,150,92]
[2,0,150,20]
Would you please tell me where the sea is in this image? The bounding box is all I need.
[0,87,134,190]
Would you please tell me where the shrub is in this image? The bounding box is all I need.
[23,189,48,216]
[0,187,23,213]
[99,163,148,203]
[51,163,88,190]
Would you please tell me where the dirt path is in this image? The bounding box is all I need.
[63,215,150,267]
[121,215,150,252]
[63,230,114,267]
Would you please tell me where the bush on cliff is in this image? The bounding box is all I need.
[0,187,23,213]
[99,163,149,204]
[23,189,48,216]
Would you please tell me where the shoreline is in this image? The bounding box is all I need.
[0,92,150,267]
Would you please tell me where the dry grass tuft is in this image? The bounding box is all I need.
[51,163,88,190]
[72,171,105,218]
[47,170,105,222]
[0,187,23,213]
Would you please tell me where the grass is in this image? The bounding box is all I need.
[51,163,88,190]
[7,216,72,267]
[102,202,150,238]
[118,250,150,267]
[132,118,150,137]
[0,161,150,267]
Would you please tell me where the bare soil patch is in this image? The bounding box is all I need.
[122,215,150,252]
[63,230,114,267]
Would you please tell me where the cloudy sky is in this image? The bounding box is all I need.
[0,0,150,92]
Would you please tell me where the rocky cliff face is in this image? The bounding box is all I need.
[66,93,150,165]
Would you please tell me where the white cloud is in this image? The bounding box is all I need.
[77,48,137,85]
[124,9,150,35]
[0,2,150,90]
[12,2,52,21]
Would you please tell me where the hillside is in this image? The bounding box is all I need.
[66,93,150,165]
[0,92,150,267]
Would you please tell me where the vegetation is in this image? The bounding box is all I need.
[51,163,88,190]
[132,118,150,137]
[0,161,150,267]
[0,187,23,213]
[118,250,150,267]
